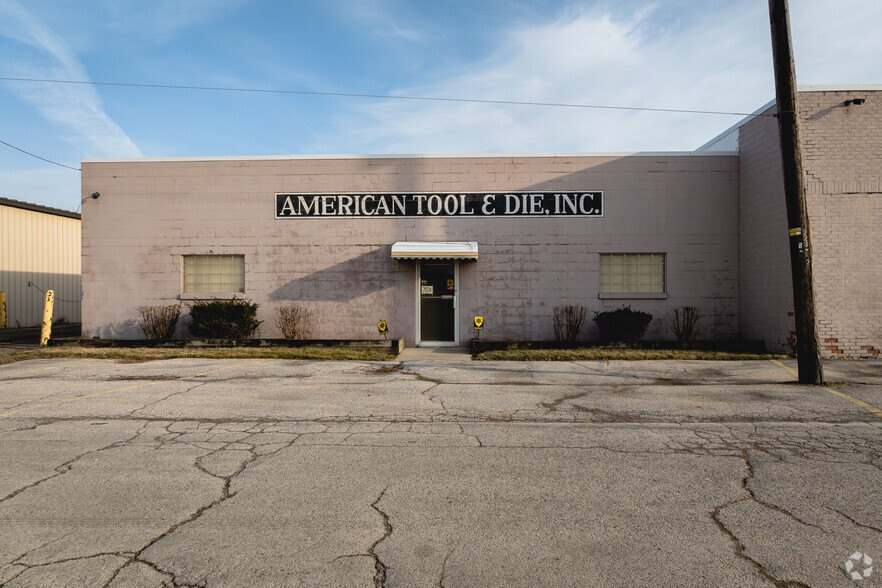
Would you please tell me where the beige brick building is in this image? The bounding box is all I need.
[81,86,880,357]
[705,86,881,358]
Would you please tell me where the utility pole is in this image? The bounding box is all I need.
[768,0,823,385]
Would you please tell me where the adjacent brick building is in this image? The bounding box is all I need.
[704,86,882,358]
[81,86,881,357]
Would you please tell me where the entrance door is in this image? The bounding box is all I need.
[419,261,456,344]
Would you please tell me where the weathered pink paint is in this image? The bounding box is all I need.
[81,154,740,345]
[81,89,881,355]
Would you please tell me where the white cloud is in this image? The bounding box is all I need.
[95,0,248,44]
[0,0,142,158]
[324,0,881,155]
[328,0,428,42]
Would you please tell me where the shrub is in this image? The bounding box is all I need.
[136,304,182,340]
[593,306,652,344]
[672,306,701,346]
[275,304,314,339]
[188,298,262,339]
[552,305,587,342]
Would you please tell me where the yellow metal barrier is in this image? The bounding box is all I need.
[0,291,6,329]
[41,290,54,347]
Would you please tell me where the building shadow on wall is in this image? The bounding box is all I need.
[0,271,82,328]
[269,246,403,302]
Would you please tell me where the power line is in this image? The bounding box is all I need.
[0,139,80,171]
[0,76,776,118]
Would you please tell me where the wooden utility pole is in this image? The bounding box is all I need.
[768,0,823,384]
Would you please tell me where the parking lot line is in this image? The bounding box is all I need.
[769,359,799,378]
[0,359,269,418]
[0,359,109,379]
[769,359,882,418]
[843,359,877,373]
[821,386,882,418]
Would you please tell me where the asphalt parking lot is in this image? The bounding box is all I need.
[1,357,880,587]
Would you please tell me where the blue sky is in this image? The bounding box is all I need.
[1,0,880,212]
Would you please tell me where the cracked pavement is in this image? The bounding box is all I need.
[0,357,880,586]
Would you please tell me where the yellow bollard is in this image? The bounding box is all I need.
[41,290,54,347]
[0,291,6,329]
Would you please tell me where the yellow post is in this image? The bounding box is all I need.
[0,291,6,329]
[41,290,54,347]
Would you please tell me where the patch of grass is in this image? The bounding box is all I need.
[0,346,397,365]
[473,347,789,361]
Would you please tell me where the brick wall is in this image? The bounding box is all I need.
[739,89,882,358]
[802,91,882,358]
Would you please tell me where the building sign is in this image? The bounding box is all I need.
[275,192,603,218]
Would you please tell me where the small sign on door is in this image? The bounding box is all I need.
[421,285,433,295]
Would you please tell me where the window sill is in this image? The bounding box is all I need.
[598,292,668,300]
[180,292,246,301]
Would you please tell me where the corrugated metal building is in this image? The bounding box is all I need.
[0,198,81,327]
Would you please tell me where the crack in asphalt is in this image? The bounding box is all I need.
[128,381,209,417]
[0,422,148,504]
[710,500,810,588]
[369,487,393,588]
[1,358,880,587]
[2,419,878,586]
[1,552,134,586]
[540,390,592,413]
[419,383,447,411]
[709,448,820,588]
[104,422,308,587]
[0,419,313,587]
[827,507,882,534]
[438,547,454,588]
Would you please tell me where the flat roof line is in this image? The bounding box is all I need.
[696,99,776,152]
[697,86,881,151]
[797,84,882,91]
[82,151,739,164]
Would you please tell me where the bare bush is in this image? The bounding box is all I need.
[136,304,181,340]
[276,304,314,339]
[553,305,587,342]
[672,306,701,346]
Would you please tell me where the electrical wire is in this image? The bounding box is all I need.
[0,76,774,171]
[0,76,776,118]
[27,281,81,303]
[0,139,80,171]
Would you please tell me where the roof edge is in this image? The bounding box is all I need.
[0,197,80,219]
[82,151,738,164]
[797,84,882,91]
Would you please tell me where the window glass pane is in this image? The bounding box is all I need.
[183,255,245,293]
[599,253,665,293]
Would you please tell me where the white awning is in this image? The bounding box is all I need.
[391,241,478,260]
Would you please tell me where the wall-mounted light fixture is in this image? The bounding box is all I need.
[844,98,866,106]
[91,192,100,199]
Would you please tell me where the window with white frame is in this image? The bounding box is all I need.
[183,255,245,294]
[599,253,665,293]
